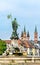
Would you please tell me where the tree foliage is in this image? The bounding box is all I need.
[0,40,7,55]
[7,14,12,19]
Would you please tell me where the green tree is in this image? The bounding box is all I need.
[0,40,7,55]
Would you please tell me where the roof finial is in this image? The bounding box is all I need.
[35,26,37,33]
[27,31,30,37]
[21,31,23,37]
[24,26,26,33]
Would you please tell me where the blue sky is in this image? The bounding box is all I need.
[0,0,40,40]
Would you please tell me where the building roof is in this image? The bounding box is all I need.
[23,41,34,48]
[4,39,40,49]
[18,39,34,48]
[18,39,22,45]
[5,40,11,44]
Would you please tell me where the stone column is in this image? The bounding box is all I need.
[32,48,35,57]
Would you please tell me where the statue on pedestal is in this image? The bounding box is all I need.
[10,18,19,40]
